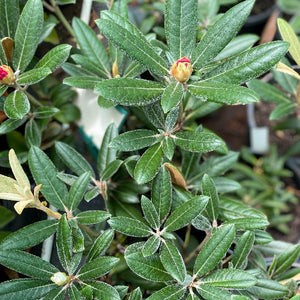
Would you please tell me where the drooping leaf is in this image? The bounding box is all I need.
[160,240,186,283]
[95,78,165,106]
[13,0,44,71]
[28,146,68,210]
[134,143,163,184]
[193,225,235,278]
[191,0,254,69]
[165,0,197,60]
[4,90,30,119]
[125,242,173,282]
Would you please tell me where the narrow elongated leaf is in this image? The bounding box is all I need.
[28,147,68,210]
[78,256,119,280]
[201,269,257,288]
[72,17,110,78]
[67,172,91,211]
[95,78,165,106]
[0,84,8,97]
[0,0,19,38]
[165,0,197,59]
[197,284,231,300]
[188,82,259,105]
[232,231,255,269]
[87,229,114,262]
[247,279,289,299]
[213,177,241,193]
[55,141,95,178]
[0,117,27,134]
[13,0,43,71]
[68,285,83,300]
[277,18,300,66]
[25,119,41,147]
[125,242,173,282]
[202,174,219,221]
[42,287,65,300]
[142,235,161,257]
[76,210,110,225]
[191,0,254,69]
[96,123,117,178]
[17,68,51,85]
[147,285,186,300]
[175,131,225,153]
[224,217,269,230]
[110,129,158,151]
[164,196,208,232]
[270,102,297,120]
[0,279,56,300]
[96,13,169,75]
[0,249,59,279]
[84,281,120,300]
[63,76,102,89]
[108,216,151,237]
[134,143,163,184]
[161,81,184,113]
[142,102,165,129]
[4,90,30,119]
[160,240,186,283]
[152,166,172,222]
[247,79,291,104]
[0,219,58,250]
[56,215,72,271]
[129,287,142,300]
[162,137,175,160]
[141,195,160,229]
[102,160,123,180]
[34,106,59,119]
[194,225,235,277]
[36,44,71,71]
[201,41,289,84]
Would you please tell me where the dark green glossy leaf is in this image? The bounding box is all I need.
[101,159,123,181]
[0,0,19,38]
[202,174,219,222]
[194,225,235,278]
[4,91,30,119]
[134,143,163,184]
[141,195,160,229]
[191,0,254,69]
[196,284,231,300]
[25,119,41,147]
[110,129,158,151]
[83,281,120,300]
[161,80,184,113]
[95,78,165,106]
[13,0,43,71]
[28,146,68,210]
[165,0,197,59]
[55,141,95,178]
[76,210,110,225]
[224,217,269,230]
[108,216,151,237]
[125,242,173,282]
[34,106,59,119]
[142,235,161,257]
[147,285,186,300]
[16,68,51,85]
[78,256,119,280]
[129,287,142,300]
[160,240,186,283]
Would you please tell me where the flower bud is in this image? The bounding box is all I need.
[50,272,70,286]
[170,57,192,83]
[0,65,14,85]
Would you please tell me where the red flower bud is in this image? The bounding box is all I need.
[170,57,192,83]
[0,65,15,85]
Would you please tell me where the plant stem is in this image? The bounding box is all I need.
[49,0,75,37]
[184,231,211,264]
[25,91,43,107]
[183,224,191,255]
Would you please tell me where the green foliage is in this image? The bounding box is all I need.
[0,1,298,299]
